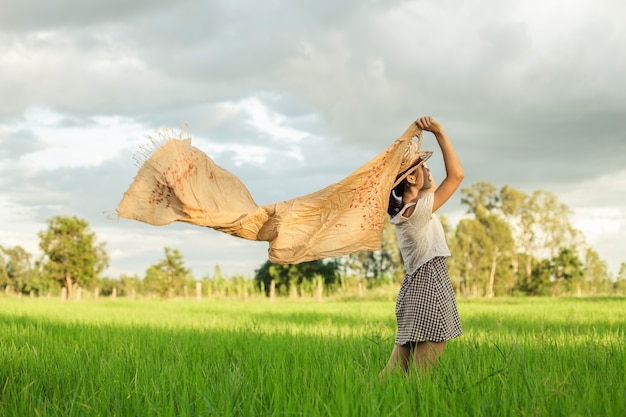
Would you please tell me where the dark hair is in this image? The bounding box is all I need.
[387,179,407,216]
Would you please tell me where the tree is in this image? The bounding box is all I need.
[455,183,515,297]
[525,258,553,296]
[551,247,585,295]
[615,263,626,295]
[460,181,499,214]
[449,218,491,297]
[500,185,536,286]
[479,210,515,297]
[255,259,340,297]
[144,247,191,298]
[0,246,9,291]
[339,221,404,284]
[0,245,35,295]
[531,190,583,260]
[38,216,109,299]
[584,249,610,294]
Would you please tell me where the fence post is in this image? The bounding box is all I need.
[358,281,363,299]
[317,278,323,302]
[112,287,117,300]
[196,282,202,301]
[270,280,275,302]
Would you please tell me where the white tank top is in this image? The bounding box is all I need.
[389,192,451,275]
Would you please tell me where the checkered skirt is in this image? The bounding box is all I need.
[395,256,462,345]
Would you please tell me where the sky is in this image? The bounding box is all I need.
[1,0,625,280]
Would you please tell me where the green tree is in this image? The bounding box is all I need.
[144,247,191,298]
[531,190,583,260]
[500,185,536,287]
[1,245,35,295]
[449,217,491,297]
[479,210,515,297]
[525,258,553,296]
[551,247,585,295]
[38,216,109,299]
[340,221,403,284]
[584,249,610,294]
[119,274,143,297]
[255,259,339,297]
[615,262,626,295]
[455,183,515,297]
[460,181,499,214]
[0,246,9,291]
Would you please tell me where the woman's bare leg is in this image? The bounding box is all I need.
[380,344,411,376]
[413,341,446,372]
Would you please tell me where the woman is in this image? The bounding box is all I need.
[381,116,464,374]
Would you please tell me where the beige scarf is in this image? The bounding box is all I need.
[116,123,425,264]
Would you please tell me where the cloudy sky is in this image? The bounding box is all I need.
[1,0,624,279]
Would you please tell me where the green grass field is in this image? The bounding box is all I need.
[1,296,624,416]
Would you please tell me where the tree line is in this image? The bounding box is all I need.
[2,182,625,299]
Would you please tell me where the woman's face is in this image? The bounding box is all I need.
[421,165,433,190]
[411,164,433,190]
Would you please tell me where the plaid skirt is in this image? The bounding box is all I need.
[395,256,462,345]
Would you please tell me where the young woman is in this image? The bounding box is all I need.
[381,115,464,374]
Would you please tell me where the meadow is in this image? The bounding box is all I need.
[1,296,624,416]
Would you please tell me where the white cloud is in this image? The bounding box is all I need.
[6,107,147,170]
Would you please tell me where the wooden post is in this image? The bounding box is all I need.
[196,282,202,301]
[112,287,117,300]
[358,281,363,299]
[317,278,323,302]
[94,288,100,300]
[269,280,275,302]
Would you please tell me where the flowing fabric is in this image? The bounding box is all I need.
[116,123,424,264]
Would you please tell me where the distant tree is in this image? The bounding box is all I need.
[478,209,515,297]
[340,221,403,284]
[97,277,118,296]
[531,190,584,260]
[584,249,611,294]
[255,259,340,297]
[449,217,491,297]
[119,274,143,297]
[500,185,536,286]
[1,245,35,294]
[615,262,626,295]
[144,247,191,298]
[525,258,553,296]
[0,246,9,291]
[455,183,515,297]
[460,181,499,214]
[38,216,109,299]
[618,262,626,281]
[551,247,585,295]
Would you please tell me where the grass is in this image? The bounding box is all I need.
[1,296,624,416]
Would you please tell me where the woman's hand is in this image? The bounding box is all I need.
[415,116,444,135]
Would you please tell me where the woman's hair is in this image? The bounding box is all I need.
[388,165,427,216]
[388,178,409,216]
